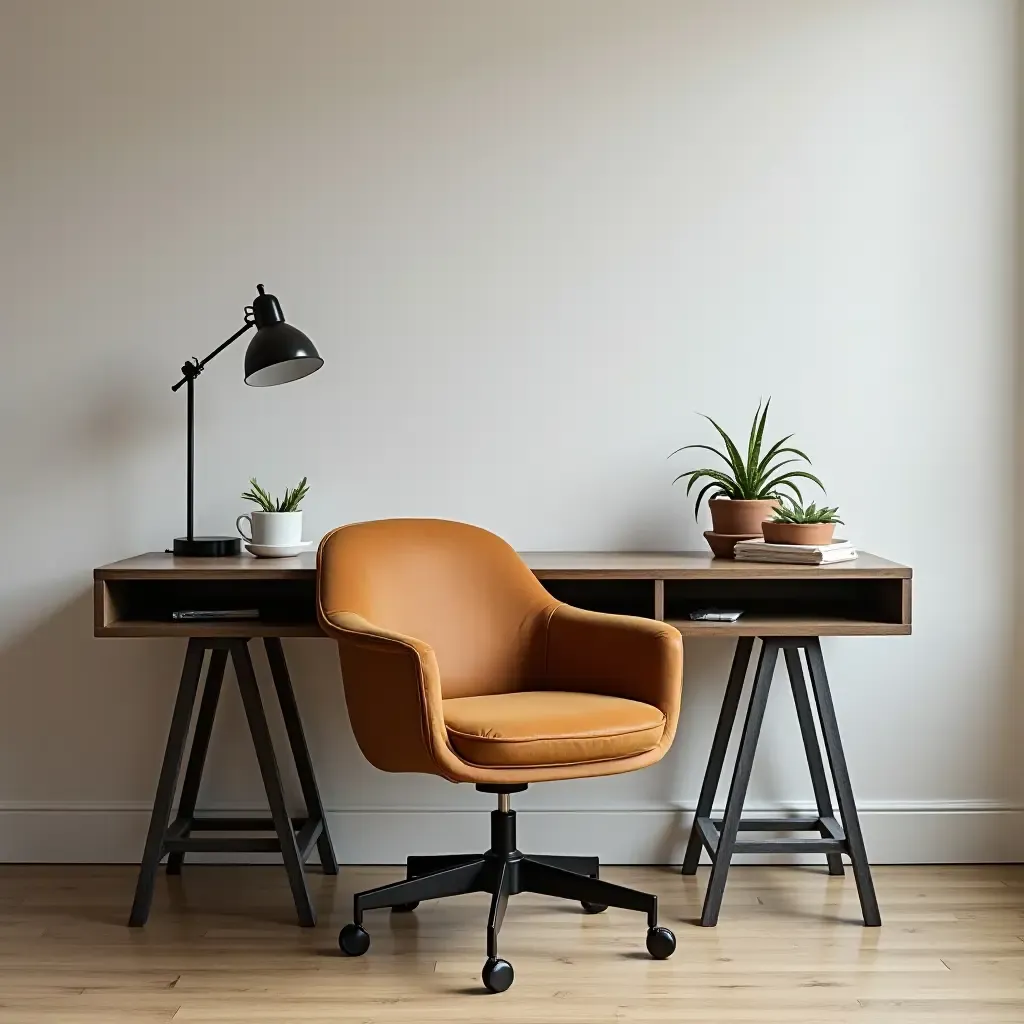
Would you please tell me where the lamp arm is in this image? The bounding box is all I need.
[171,315,256,392]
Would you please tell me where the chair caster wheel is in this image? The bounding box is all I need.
[581,901,608,914]
[481,956,514,993]
[646,925,676,960]
[339,924,370,957]
[392,902,419,912]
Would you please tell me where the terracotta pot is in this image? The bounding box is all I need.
[703,531,760,559]
[761,521,836,546]
[708,498,778,536]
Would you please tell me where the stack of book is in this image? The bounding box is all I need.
[733,538,858,565]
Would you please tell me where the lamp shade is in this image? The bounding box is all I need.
[243,285,324,387]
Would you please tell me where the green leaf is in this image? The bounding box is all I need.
[772,495,843,523]
[682,471,712,495]
[765,466,827,493]
[700,415,749,495]
[673,468,738,496]
[757,435,814,477]
[671,468,714,491]
[279,476,309,513]
[770,479,805,504]
[241,476,309,514]
[241,490,273,512]
[241,477,276,512]
[748,397,770,489]
[693,479,728,519]
[254,478,275,510]
[667,443,730,465]
[746,399,762,478]
[772,496,799,522]
[671,401,830,519]
[749,458,801,495]
[756,433,793,472]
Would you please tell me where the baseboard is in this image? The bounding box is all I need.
[0,801,1019,864]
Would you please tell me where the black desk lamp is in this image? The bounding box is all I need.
[170,284,323,557]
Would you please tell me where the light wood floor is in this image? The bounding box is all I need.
[1,864,1022,1022]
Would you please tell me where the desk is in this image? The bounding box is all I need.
[95,549,911,927]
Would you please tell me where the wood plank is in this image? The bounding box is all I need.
[93,550,912,639]
[95,550,911,581]
[524,550,911,580]
[94,620,322,639]
[93,580,112,629]
[94,553,318,580]
[97,616,910,640]
[667,616,912,637]
[0,865,1020,1023]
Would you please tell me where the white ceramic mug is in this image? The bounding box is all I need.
[236,510,303,548]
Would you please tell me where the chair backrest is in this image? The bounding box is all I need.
[317,519,557,698]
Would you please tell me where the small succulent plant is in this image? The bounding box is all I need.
[770,498,843,525]
[241,477,309,513]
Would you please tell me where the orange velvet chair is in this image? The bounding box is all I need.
[317,519,682,992]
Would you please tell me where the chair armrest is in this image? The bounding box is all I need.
[543,604,683,728]
[319,610,454,777]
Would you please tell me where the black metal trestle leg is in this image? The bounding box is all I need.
[699,640,778,927]
[687,636,879,928]
[682,637,754,875]
[785,647,844,877]
[166,648,227,876]
[129,639,205,927]
[231,640,316,927]
[263,637,338,875]
[128,636,334,928]
[805,638,880,926]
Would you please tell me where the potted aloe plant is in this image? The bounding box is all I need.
[763,499,843,546]
[670,400,824,555]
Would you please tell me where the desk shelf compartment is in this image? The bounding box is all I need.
[94,578,320,637]
[664,577,909,637]
[539,579,657,619]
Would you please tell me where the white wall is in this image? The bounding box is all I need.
[0,0,1019,863]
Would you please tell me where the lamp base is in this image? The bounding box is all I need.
[173,536,241,557]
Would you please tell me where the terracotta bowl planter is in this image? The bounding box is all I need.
[708,498,778,536]
[761,521,836,546]
[703,531,760,559]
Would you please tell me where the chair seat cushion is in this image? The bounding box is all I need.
[442,690,666,768]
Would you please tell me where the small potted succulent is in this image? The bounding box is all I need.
[670,399,824,555]
[762,499,843,546]
[236,476,311,552]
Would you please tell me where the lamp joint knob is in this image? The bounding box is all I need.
[180,358,202,381]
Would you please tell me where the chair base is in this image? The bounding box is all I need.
[338,786,676,992]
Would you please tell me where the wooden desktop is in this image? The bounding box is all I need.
[96,550,910,639]
[94,549,911,928]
